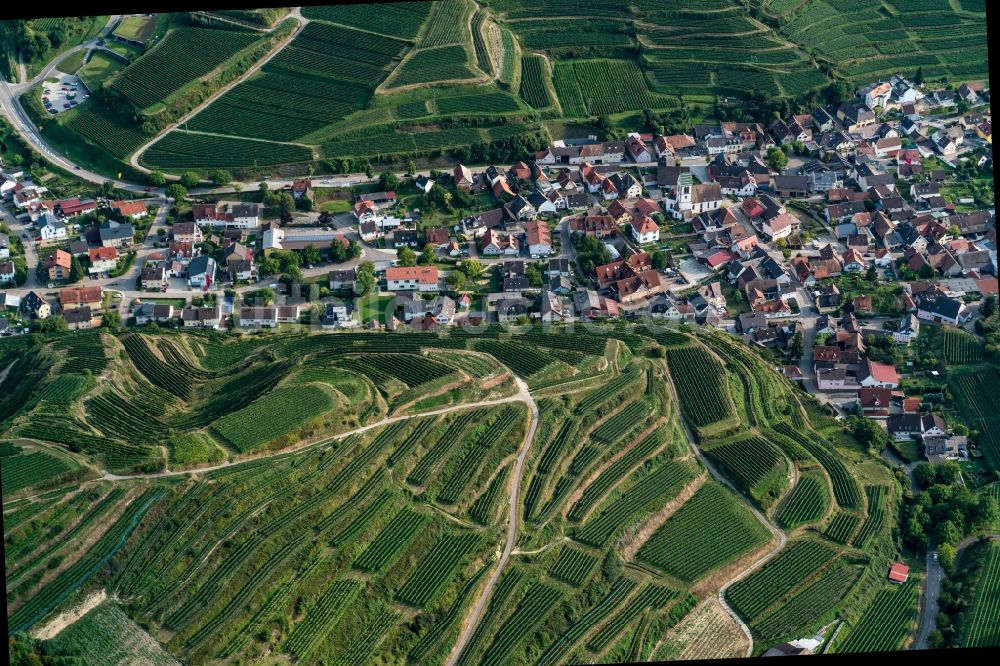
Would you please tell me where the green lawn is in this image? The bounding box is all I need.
[357,294,394,325]
[113,15,157,42]
[320,200,352,214]
[141,297,187,308]
[56,51,86,74]
[892,439,922,464]
[78,52,125,90]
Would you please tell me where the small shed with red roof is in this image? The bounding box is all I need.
[888,562,909,584]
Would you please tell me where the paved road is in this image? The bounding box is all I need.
[447,377,539,666]
[915,549,943,650]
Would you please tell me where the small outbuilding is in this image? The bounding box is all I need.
[888,562,909,584]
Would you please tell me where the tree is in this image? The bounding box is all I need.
[330,239,347,262]
[937,461,962,485]
[297,195,313,212]
[446,271,467,290]
[459,259,483,279]
[419,243,436,265]
[379,172,399,191]
[427,184,453,211]
[980,294,997,318]
[397,246,417,267]
[256,287,275,305]
[865,265,878,282]
[788,332,803,359]
[180,172,200,188]
[355,261,376,296]
[69,256,85,282]
[915,66,925,86]
[850,415,890,453]
[914,462,937,488]
[302,244,321,267]
[260,257,280,276]
[651,250,667,270]
[525,262,543,287]
[347,240,362,259]
[277,193,296,219]
[767,146,788,173]
[102,310,121,330]
[210,170,232,186]
[32,315,67,334]
[165,183,187,201]
[776,237,789,249]
[282,264,303,285]
[147,171,166,186]
[406,160,417,175]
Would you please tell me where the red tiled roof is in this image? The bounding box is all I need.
[386,266,438,284]
[88,246,117,261]
[704,250,737,268]
[888,563,909,583]
[110,200,147,216]
[60,286,102,304]
[867,361,899,385]
[47,249,72,269]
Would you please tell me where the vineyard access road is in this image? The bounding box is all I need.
[447,376,540,666]
[99,376,537,482]
[659,357,788,658]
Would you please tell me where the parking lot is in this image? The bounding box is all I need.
[41,73,88,116]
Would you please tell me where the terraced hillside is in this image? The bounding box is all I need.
[9,2,986,176]
[752,0,988,84]
[2,324,905,663]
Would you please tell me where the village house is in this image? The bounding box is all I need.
[453,164,474,191]
[630,215,660,244]
[181,306,221,329]
[525,220,552,258]
[140,262,167,290]
[193,202,263,229]
[187,255,217,290]
[98,220,134,249]
[38,213,67,242]
[480,229,519,257]
[386,266,439,292]
[320,301,357,329]
[171,222,203,244]
[495,297,533,324]
[109,200,148,220]
[133,303,175,326]
[22,291,51,319]
[569,213,618,239]
[87,246,118,275]
[239,307,278,328]
[63,306,95,330]
[328,268,357,293]
[44,249,72,281]
[59,286,102,311]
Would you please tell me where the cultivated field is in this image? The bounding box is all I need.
[2,324,904,662]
